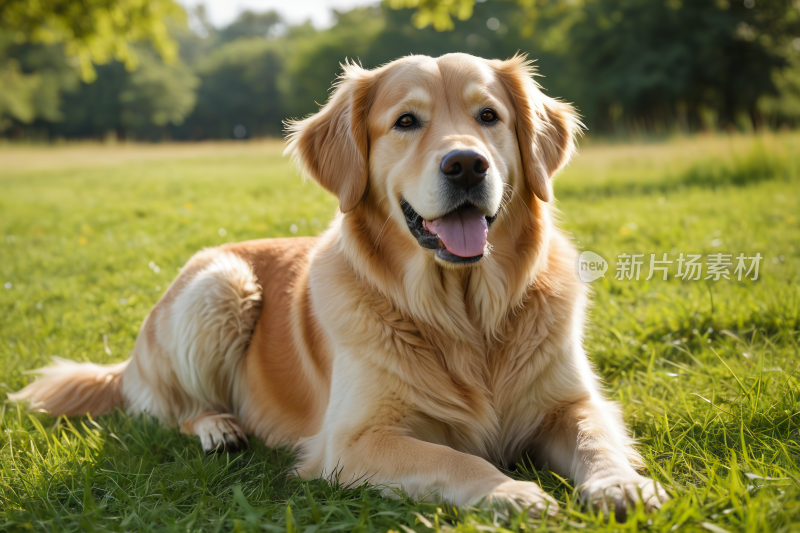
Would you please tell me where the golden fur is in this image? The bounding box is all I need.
[10,53,668,517]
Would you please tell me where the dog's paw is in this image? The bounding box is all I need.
[579,474,668,521]
[191,413,248,453]
[480,480,559,518]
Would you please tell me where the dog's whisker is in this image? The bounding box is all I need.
[372,214,393,250]
[503,183,536,226]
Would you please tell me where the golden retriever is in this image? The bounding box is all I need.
[10,53,668,518]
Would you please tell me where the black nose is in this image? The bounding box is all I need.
[440,150,489,191]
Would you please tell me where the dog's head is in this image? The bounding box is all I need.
[286,53,580,268]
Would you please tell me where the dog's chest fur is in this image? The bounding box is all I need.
[407,285,580,464]
[313,243,585,466]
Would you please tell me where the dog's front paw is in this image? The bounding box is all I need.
[480,480,559,518]
[188,413,248,453]
[579,474,669,521]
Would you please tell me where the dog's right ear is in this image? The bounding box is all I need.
[285,62,374,213]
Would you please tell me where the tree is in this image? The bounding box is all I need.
[567,0,799,131]
[390,0,800,131]
[0,32,79,132]
[118,48,198,137]
[0,0,187,131]
[0,0,185,82]
[218,10,284,44]
[279,7,385,119]
[173,38,284,139]
[760,56,800,126]
[41,46,197,140]
[388,0,477,31]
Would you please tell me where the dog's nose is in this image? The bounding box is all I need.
[440,150,489,191]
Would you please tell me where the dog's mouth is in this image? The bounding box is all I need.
[401,199,498,264]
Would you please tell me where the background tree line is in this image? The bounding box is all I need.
[1,0,799,140]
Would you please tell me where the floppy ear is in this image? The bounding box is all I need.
[285,62,374,213]
[493,55,582,202]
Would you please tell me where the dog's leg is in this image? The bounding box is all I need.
[298,430,558,517]
[122,249,262,436]
[534,396,669,519]
[9,249,259,426]
[181,411,248,453]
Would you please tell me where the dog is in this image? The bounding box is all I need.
[10,53,668,518]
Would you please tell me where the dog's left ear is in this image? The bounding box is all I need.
[492,55,582,203]
[285,62,374,213]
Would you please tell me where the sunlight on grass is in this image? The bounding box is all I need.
[1,134,798,531]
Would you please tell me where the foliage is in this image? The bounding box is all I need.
[0,60,50,129]
[279,7,385,119]
[760,56,800,124]
[389,0,800,131]
[0,0,185,82]
[0,0,190,133]
[120,48,198,133]
[1,133,799,531]
[175,38,284,139]
[567,0,799,132]
[388,0,477,31]
[0,33,79,132]
[38,46,198,140]
[217,10,284,44]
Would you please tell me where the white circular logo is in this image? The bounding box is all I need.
[576,251,608,282]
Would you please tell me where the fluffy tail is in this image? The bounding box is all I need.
[8,357,128,417]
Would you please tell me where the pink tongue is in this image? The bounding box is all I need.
[423,207,488,257]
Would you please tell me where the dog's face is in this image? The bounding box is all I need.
[287,53,579,268]
[368,55,517,265]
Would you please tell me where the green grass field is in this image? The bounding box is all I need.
[1,133,799,532]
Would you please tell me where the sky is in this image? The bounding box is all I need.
[178,0,378,29]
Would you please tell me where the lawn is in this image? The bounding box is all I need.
[1,133,799,532]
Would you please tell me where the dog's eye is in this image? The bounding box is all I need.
[394,113,418,129]
[479,109,498,123]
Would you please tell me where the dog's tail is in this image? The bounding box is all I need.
[8,357,128,417]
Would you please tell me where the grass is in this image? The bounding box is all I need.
[1,133,799,532]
